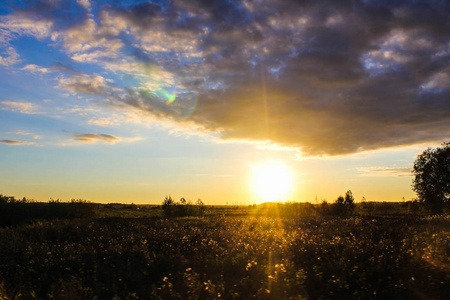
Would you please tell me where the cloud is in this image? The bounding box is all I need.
[360,167,413,177]
[21,64,51,73]
[5,130,41,140]
[96,0,450,156]
[88,117,117,126]
[77,0,92,12]
[421,71,450,92]
[1,101,39,114]
[57,74,112,96]
[0,46,20,66]
[0,139,34,145]
[11,130,31,135]
[0,12,53,41]
[71,133,121,144]
[1,0,449,156]
[70,133,142,144]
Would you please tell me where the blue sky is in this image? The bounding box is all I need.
[0,0,448,204]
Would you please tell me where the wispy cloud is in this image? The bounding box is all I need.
[72,133,121,144]
[5,130,41,141]
[69,133,142,144]
[21,64,51,74]
[0,12,53,41]
[0,139,34,145]
[10,130,31,135]
[0,46,20,66]
[360,167,413,177]
[77,0,92,12]
[1,101,40,114]
[57,74,113,96]
[88,117,118,126]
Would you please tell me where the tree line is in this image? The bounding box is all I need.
[0,196,95,226]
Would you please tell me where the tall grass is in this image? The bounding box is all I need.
[0,214,448,299]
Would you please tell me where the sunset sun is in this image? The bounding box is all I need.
[252,161,293,203]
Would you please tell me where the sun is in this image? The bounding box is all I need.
[251,161,293,203]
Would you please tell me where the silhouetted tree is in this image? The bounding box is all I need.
[334,195,345,215]
[162,195,174,216]
[162,196,206,217]
[344,190,355,214]
[333,191,355,215]
[412,142,450,214]
[196,198,205,216]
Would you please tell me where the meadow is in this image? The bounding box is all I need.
[0,198,449,299]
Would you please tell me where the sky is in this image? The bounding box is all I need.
[0,0,449,204]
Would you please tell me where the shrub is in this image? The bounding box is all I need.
[161,196,205,217]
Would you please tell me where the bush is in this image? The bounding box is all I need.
[162,196,205,217]
[331,190,355,216]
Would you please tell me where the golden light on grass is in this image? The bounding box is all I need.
[251,161,293,203]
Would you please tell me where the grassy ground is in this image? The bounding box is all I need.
[0,207,448,299]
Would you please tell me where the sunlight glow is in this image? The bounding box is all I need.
[252,161,293,203]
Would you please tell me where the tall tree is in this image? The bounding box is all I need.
[344,190,355,214]
[412,142,450,214]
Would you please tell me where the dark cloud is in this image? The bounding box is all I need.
[2,0,449,155]
[72,133,121,144]
[8,0,90,30]
[121,0,450,155]
[0,139,34,145]
[51,62,76,73]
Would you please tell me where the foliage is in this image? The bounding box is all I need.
[0,195,95,226]
[0,214,448,299]
[162,195,175,216]
[412,142,450,214]
[344,190,356,213]
[162,196,205,217]
[332,190,356,216]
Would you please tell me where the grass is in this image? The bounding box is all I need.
[0,204,448,299]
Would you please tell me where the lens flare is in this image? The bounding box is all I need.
[139,63,198,119]
[156,89,176,104]
[181,94,198,120]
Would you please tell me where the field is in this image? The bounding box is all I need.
[0,202,449,299]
